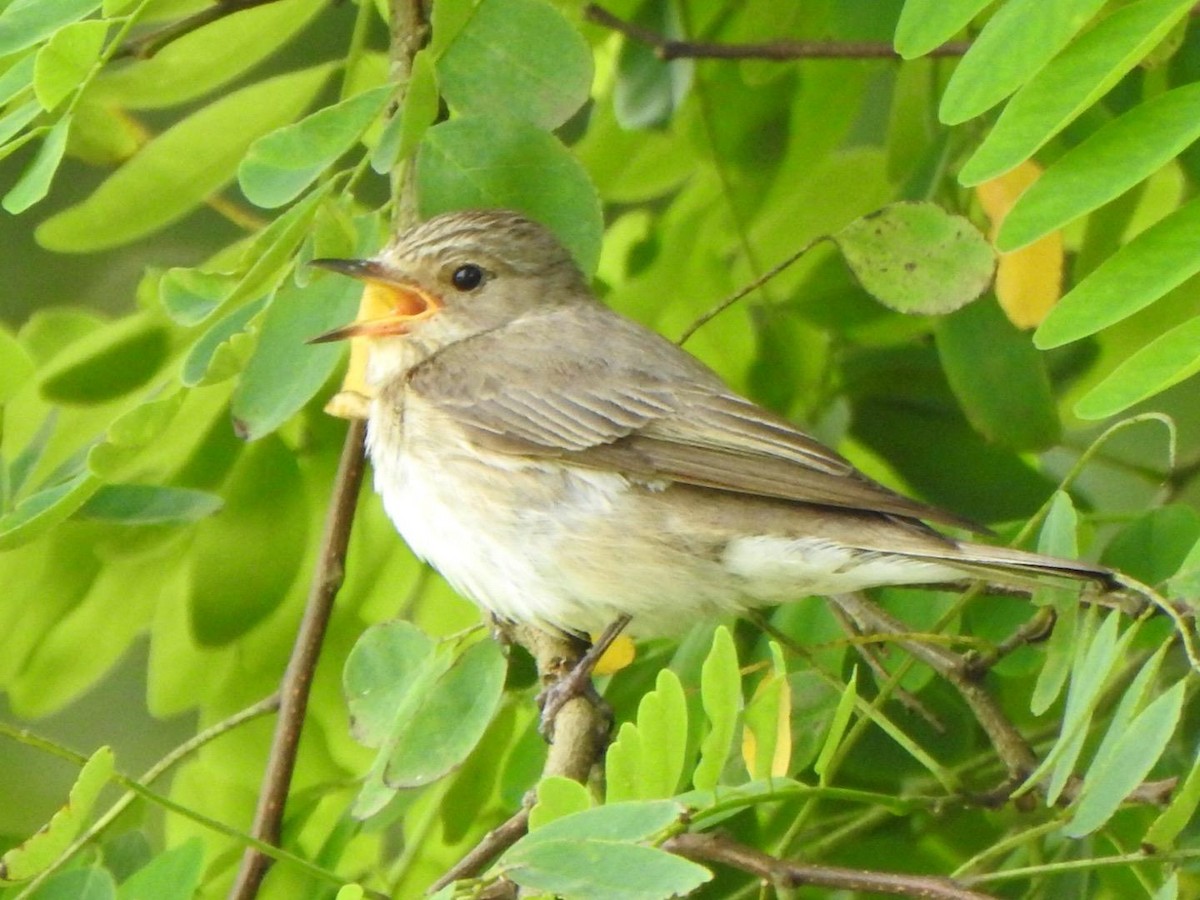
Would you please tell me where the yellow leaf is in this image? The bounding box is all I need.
[593,633,636,675]
[976,160,1063,329]
[740,647,792,779]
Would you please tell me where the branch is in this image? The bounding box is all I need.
[428,624,613,893]
[227,419,368,900]
[664,832,1000,900]
[116,0,286,59]
[584,4,971,61]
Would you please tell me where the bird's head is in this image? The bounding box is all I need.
[309,210,589,370]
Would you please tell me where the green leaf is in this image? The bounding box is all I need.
[1082,644,1169,788]
[997,83,1200,251]
[894,0,992,58]
[613,2,692,129]
[37,63,334,251]
[529,776,592,831]
[694,625,741,791]
[384,637,506,788]
[1074,314,1200,420]
[230,275,360,440]
[503,839,711,900]
[1063,679,1184,836]
[416,115,603,275]
[743,642,788,780]
[938,0,1108,125]
[19,867,115,898]
[76,484,223,524]
[371,48,437,173]
[1101,505,1200,585]
[188,436,307,645]
[180,295,268,388]
[833,201,995,314]
[0,49,36,105]
[33,18,107,110]
[0,99,41,147]
[606,668,689,802]
[87,389,186,476]
[39,318,170,404]
[0,470,100,550]
[344,621,437,748]
[1145,746,1200,850]
[3,112,70,213]
[959,0,1195,185]
[239,85,391,208]
[345,627,506,815]
[159,268,238,326]
[935,297,1059,449]
[115,838,203,900]
[1030,492,1080,715]
[1034,196,1200,348]
[436,0,592,130]
[0,0,102,57]
[814,667,857,783]
[0,746,113,881]
[0,326,35,403]
[90,0,325,109]
[517,800,686,845]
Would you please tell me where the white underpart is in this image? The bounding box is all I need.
[368,395,964,636]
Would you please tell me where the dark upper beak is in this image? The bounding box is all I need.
[307,258,441,344]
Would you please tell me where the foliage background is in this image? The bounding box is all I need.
[1,0,1200,897]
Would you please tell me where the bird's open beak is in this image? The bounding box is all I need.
[307,258,441,343]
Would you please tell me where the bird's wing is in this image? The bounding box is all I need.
[408,307,979,530]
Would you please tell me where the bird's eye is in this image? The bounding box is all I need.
[451,263,485,292]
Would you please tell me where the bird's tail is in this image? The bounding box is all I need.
[899,540,1126,598]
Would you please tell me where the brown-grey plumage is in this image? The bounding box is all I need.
[311,209,1116,636]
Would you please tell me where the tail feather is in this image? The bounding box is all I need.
[909,541,1122,594]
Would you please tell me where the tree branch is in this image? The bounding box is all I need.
[584,4,971,61]
[428,623,613,893]
[227,419,368,899]
[664,832,1000,900]
[116,0,287,59]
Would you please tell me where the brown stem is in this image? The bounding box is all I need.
[428,808,530,894]
[227,420,368,900]
[831,593,1040,780]
[116,0,286,59]
[665,832,1000,900]
[584,4,972,61]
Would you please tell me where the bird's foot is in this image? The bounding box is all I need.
[536,615,631,742]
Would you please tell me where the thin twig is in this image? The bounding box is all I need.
[676,237,821,345]
[664,832,999,900]
[428,808,530,893]
[116,0,286,59]
[227,419,368,900]
[584,4,972,61]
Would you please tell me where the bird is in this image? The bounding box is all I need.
[310,208,1119,639]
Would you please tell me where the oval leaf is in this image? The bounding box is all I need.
[997,82,1200,251]
[230,275,360,440]
[33,18,107,110]
[36,63,333,251]
[503,839,711,900]
[3,112,70,213]
[436,0,592,130]
[238,85,391,208]
[935,298,1060,449]
[0,0,101,57]
[416,115,603,275]
[76,484,223,524]
[833,201,995,314]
